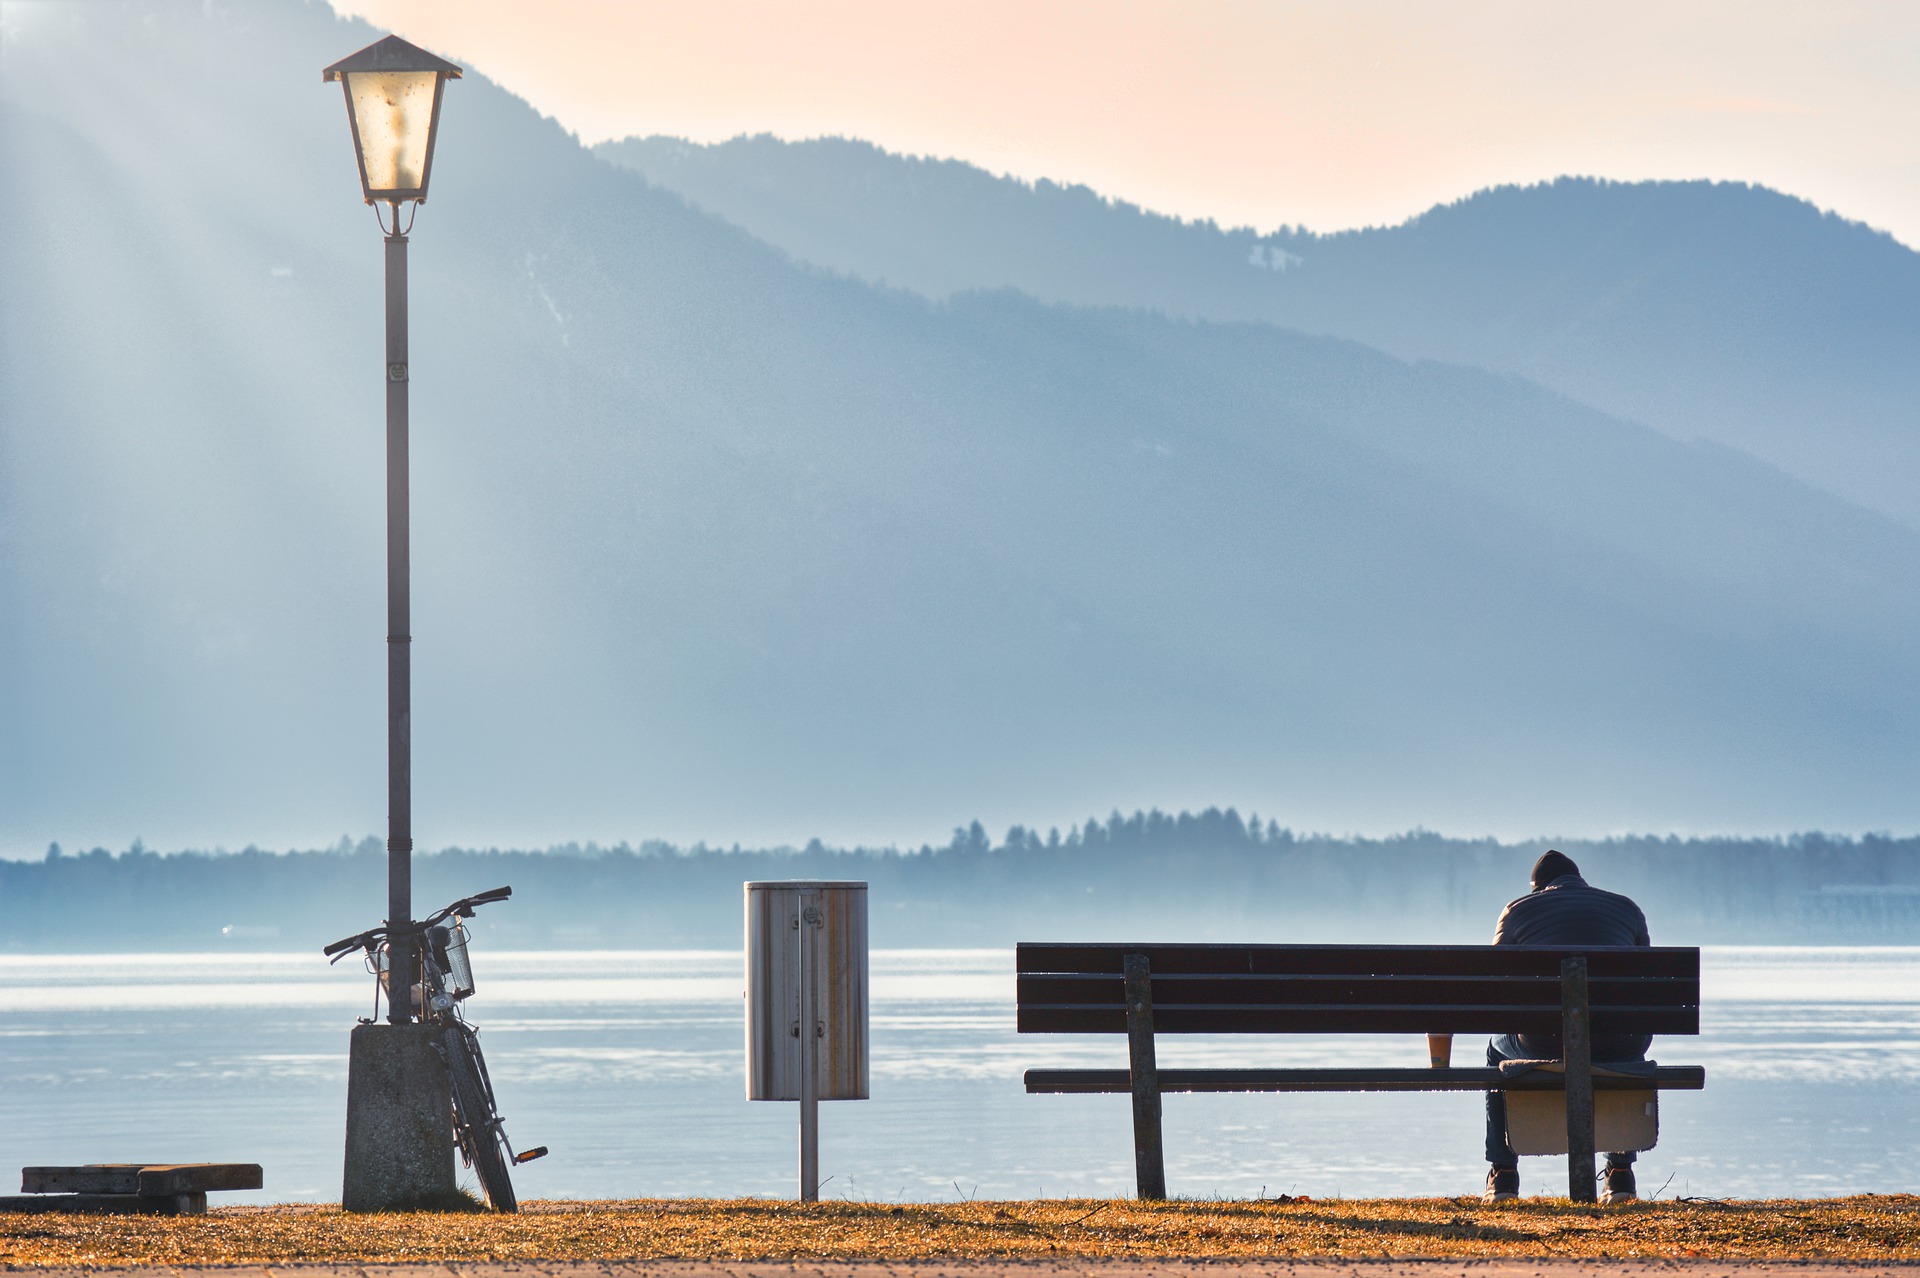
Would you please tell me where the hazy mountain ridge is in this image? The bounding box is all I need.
[4,2,1920,854]
[599,135,1920,526]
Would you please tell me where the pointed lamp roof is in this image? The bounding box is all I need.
[323,35,463,83]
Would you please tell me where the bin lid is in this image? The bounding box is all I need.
[743,880,868,890]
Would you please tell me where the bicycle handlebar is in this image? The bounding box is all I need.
[423,886,512,927]
[324,929,379,960]
[320,887,513,958]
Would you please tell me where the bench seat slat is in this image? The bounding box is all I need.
[1018,1005,1699,1035]
[1018,943,1698,979]
[1024,1065,1707,1094]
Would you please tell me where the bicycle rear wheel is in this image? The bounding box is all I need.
[440,1023,518,1212]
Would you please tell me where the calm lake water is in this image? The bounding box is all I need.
[1,947,1915,1204]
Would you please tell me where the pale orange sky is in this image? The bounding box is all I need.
[341,1,1920,242]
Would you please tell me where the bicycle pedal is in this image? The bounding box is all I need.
[512,1146,549,1165]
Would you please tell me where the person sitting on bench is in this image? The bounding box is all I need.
[1484,849,1651,1206]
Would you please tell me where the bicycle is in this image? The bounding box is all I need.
[325,885,546,1211]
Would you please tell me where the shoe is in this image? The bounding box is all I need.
[1600,1165,1637,1205]
[1483,1166,1518,1204]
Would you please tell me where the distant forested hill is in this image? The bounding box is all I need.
[600,136,1920,528]
[5,813,1918,951]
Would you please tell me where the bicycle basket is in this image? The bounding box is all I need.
[374,944,426,1018]
[444,920,475,999]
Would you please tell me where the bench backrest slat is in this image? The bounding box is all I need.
[1019,943,1696,979]
[1016,942,1700,1037]
[1021,975,1698,1006]
[1023,1005,1697,1035]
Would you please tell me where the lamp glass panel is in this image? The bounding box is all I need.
[345,70,439,195]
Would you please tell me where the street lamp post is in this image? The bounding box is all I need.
[324,36,461,1025]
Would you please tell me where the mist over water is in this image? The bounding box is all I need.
[3,947,1915,1202]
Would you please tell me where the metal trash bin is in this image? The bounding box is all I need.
[744,880,868,1198]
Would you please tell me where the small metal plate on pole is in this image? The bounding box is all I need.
[744,881,868,1201]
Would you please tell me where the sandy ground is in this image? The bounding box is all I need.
[6,1198,1920,1270]
[7,1262,1920,1278]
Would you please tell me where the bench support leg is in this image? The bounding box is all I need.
[1124,953,1167,1201]
[1561,955,1596,1202]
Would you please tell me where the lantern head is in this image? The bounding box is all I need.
[324,35,462,205]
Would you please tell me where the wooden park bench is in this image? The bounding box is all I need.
[0,1163,262,1215]
[1017,943,1704,1202]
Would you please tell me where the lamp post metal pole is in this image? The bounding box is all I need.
[384,209,413,1023]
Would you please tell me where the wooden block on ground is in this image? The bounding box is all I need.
[22,1164,260,1196]
[23,1165,145,1195]
[137,1164,262,1195]
[0,1191,207,1215]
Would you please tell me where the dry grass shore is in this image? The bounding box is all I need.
[4,1197,1920,1267]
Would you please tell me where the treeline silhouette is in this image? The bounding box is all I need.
[6,809,1918,951]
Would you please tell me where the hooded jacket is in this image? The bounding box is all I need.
[1493,873,1649,948]
[1492,872,1652,1060]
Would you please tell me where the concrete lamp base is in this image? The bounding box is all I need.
[342,1022,464,1211]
